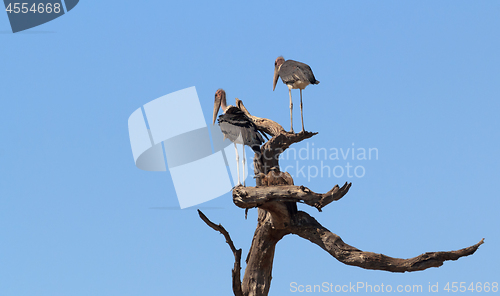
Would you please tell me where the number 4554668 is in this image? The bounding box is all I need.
[5,3,61,14]
[444,282,498,293]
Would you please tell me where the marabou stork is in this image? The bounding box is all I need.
[273,56,320,133]
[213,89,265,187]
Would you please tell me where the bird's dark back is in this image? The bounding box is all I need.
[280,60,319,85]
[218,107,264,151]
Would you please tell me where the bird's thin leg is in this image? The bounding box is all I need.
[234,143,240,186]
[289,88,294,133]
[242,145,246,187]
[300,89,304,132]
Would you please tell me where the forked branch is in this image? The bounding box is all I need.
[236,98,318,175]
[233,182,352,211]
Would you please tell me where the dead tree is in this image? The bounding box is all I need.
[199,99,484,296]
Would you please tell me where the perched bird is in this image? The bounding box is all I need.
[213,89,265,187]
[273,56,319,133]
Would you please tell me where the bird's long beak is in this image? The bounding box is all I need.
[273,67,279,91]
[213,95,221,125]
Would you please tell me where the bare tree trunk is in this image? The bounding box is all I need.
[241,209,288,296]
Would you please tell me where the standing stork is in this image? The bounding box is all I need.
[273,56,320,133]
[213,89,265,187]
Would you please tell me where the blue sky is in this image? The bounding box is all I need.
[1,1,499,295]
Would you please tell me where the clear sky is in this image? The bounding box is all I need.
[1,1,499,295]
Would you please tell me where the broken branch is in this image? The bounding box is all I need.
[233,182,351,211]
[198,210,243,296]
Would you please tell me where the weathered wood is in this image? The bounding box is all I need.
[242,209,289,296]
[255,169,294,186]
[233,182,351,212]
[200,208,484,295]
[198,210,243,296]
[236,98,317,174]
[236,99,285,137]
[290,211,484,272]
[199,99,484,296]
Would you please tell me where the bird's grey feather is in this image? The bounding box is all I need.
[278,60,319,85]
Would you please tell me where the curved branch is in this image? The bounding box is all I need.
[198,210,243,296]
[290,211,485,272]
[233,182,351,211]
[236,98,285,137]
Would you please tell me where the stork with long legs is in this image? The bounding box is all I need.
[213,89,265,187]
[273,56,320,133]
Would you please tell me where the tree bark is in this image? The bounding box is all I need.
[198,210,243,296]
[241,209,289,296]
[290,211,484,273]
[233,182,351,212]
